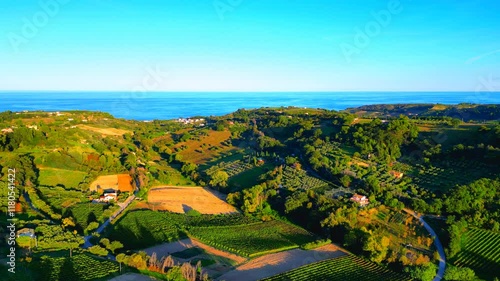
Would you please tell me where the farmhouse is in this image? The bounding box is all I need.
[350,193,370,206]
[1,128,13,134]
[97,189,118,203]
[390,171,404,179]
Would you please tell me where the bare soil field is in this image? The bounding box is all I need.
[175,130,235,164]
[143,238,247,265]
[217,244,346,281]
[78,125,131,136]
[147,186,238,214]
[89,174,134,192]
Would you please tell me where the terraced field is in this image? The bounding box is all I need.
[452,228,500,279]
[188,220,317,257]
[262,255,411,281]
[411,161,497,192]
[282,166,329,191]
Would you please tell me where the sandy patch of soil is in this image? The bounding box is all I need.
[147,186,238,214]
[78,125,131,136]
[217,244,347,281]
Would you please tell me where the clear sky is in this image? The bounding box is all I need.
[0,0,499,91]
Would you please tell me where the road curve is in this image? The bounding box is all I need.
[403,209,446,281]
[83,195,135,249]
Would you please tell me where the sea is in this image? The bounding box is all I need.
[0,92,498,121]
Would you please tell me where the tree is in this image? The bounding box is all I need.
[62,217,76,229]
[89,245,109,257]
[363,233,390,263]
[85,222,99,234]
[116,253,127,273]
[404,263,437,281]
[209,170,229,188]
[444,265,475,280]
[127,253,147,270]
[100,238,110,248]
[108,241,124,254]
[340,175,352,187]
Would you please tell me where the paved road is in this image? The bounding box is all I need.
[83,195,135,249]
[403,209,446,281]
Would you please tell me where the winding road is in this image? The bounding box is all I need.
[83,195,135,249]
[403,209,446,281]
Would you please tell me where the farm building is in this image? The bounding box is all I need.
[95,189,118,203]
[1,128,13,134]
[350,194,370,206]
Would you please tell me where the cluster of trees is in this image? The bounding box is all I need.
[344,116,419,163]
[114,251,208,281]
[35,225,84,256]
[88,238,124,256]
[228,183,276,217]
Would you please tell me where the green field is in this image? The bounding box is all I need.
[38,168,87,189]
[262,255,411,281]
[281,166,329,191]
[227,163,274,192]
[411,160,497,192]
[33,254,119,281]
[108,210,315,257]
[108,210,187,249]
[188,220,317,257]
[452,228,500,280]
[69,203,115,231]
[38,186,82,212]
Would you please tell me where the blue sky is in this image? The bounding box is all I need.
[0,0,499,91]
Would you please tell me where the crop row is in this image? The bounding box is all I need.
[262,255,411,281]
[282,166,329,190]
[188,220,317,257]
[36,254,119,281]
[453,228,500,273]
[223,160,253,177]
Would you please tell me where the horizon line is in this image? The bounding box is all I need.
[1,90,499,93]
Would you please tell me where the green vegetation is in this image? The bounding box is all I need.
[262,255,411,281]
[38,168,87,189]
[33,254,119,281]
[108,210,187,249]
[189,220,317,257]
[109,209,315,257]
[69,203,114,232]
[281,166,329,191]
[1,106,498,280]
[227,164,272,191]
[451,228,500,280]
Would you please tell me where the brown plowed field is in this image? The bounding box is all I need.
[147,186,238,214]
[90,174,134,192]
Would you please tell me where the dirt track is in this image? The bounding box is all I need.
[147,186,238,214]
[217,244,346,281]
